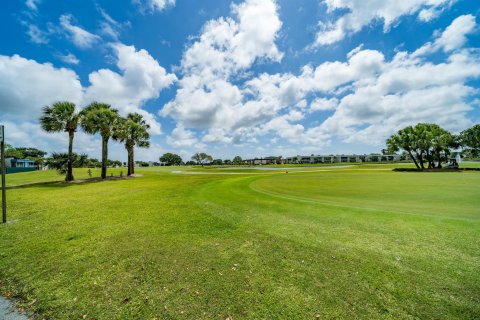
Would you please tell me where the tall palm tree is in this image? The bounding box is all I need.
[114,113,150,176]
[39,101,80,181]
[80,102,120,179]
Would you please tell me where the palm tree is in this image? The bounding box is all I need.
[114,113,150,176]
[80,102,120,179]
[39,101,80,181]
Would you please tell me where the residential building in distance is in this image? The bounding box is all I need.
[285,154,408,164]
[244,154,408,165]
[244,156,283,165]
[5,158,36,168]
[4,158,37,173]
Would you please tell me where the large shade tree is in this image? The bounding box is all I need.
[460,124,480,158]
[39,101,80,181]
[80,102,120,179]
[191,153,213,166]
[232,156,243,165]
[160,153,183,166]
[114,113,150,176]
[387,123,457,170]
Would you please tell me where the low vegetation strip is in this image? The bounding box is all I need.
[0,167,479,319]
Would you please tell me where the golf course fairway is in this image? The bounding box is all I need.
[0,166,479,319]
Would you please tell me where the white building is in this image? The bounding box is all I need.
[284,154,405,164]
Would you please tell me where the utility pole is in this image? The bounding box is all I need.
[1,125,6,223]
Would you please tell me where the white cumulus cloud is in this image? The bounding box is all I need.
[413,14,477,56]
[0,54,83,119]
[160,14,479,151]
[161,0,283,139]
[314,0,457,46]
[84,43,177,134]
[0,44,175,136]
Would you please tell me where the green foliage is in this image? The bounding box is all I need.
[211,159,223,165]
[39,101,80,181]
[87,158,101,168]
[112,112,150,175]
[80,102,119,138]
[232,155,243,165]
[5,146,48,160]
[45,153,89,176]
[160,152,183,166]
[106,159,123,167]
[4,144,24,159]
[80,102,120,179]
[39,101,79,133]
[386,123,457,169]
[460,124,480,156]
[191,152,213,166]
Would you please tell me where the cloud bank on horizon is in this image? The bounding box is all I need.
[0,0,479,161]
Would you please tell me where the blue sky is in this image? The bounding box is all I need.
[0,0,479,161]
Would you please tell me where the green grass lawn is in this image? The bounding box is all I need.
[0,167,479,319]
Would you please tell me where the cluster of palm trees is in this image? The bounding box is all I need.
[40,101,150,181]
[387,123,461,169]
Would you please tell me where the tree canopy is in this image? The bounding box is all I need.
[191,153,213,166]
[5,145,25,159]
[39,101,80,181]
[232,156,243,165]
[46,153,89,175]
[460,124,480,158]
[160,153,183,166]
[211,159,223,165]
[387,123,458,169]
[80,102,120,179]
[113,113,150,175]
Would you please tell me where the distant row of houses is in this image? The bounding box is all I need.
[244,154,408,165]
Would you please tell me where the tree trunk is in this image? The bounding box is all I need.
[130,146,135,175]
[66,131,75,181]
[418,151,425,170]
[101,137,108,179]
[408,150,420,169]
[126,146,132,176]
[436,150,442,168]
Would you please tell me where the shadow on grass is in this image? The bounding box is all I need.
[393,168,480,172]
[7,175,142,190]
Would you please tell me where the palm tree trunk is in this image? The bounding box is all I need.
[130,147,135,175]
[126,146,133,176]
[101,136,108,179]
[126,146,131,176]
[66,131,75,181]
